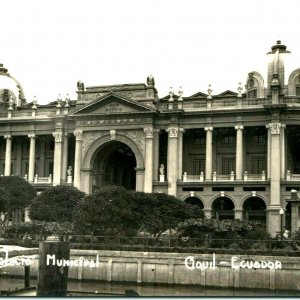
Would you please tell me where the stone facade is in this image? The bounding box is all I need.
[0,41,300,236]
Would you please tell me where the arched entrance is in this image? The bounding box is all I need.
[93,141,136,190]
[243,197,266,223]
[212,197,235,220]
[184,197,204,209]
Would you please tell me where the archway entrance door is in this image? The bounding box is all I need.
[243,197,266,223]
[212,197,235,220]
[93,141,136,190]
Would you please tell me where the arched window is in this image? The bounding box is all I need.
[212,197,235,220]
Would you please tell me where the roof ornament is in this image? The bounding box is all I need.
[207,84,213,99]
[65,94,70,108]
[237,82,243,97]
[77,80,85,91]
[146,75,155,87]
[8,95,14,110]
[169,87,174,102]
[32,96,38,109]
[178,86,183,101]
[56,94,62,108]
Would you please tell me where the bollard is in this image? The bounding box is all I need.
[37,241,70,296]
[24,265,30,288]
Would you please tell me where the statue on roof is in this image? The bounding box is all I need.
[77,80,85,91]
[147,75,155,87]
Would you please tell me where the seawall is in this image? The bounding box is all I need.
[1,250,300,291]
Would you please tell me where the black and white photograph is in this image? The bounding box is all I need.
[0,0,300,297]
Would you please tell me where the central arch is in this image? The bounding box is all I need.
[82,134,145,193]
[93,141,136,189]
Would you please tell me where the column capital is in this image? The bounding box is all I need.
[144,127,154,139]
[28,134,36,139]
[74,129,83,141]
[234,125,244,130]
[4,134,11,139]
[204,126,213,131]
[179,128,185,133]
[267,123,283,135]
[166,127,179,138]
[52,131,63,142]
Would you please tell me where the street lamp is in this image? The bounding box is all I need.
[279,208,284,240]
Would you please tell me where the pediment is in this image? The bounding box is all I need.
[216,90,238,97]
[71,92,156,115]
[190,91,208,98]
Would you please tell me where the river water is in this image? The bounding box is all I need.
[1,277,300,297]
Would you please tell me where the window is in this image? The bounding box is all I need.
[221,158,235,174]
[248,89,257,99]
[222,136,235,145]
[296,86,300,97]
[251,157,265,174]
[252,135,266,145]
[192,159,205,174]
[194,137,205,145]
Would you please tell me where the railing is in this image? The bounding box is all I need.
[286,171,300,181]
[1,234,299,254]
[181,171,267,182]
[24,174,52,184]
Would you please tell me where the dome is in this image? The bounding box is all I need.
[0,63,25,107]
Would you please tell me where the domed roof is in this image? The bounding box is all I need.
[0,63,25,107]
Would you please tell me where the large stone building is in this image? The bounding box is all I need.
[1,41,300,236]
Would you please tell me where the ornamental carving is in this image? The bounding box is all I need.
[82,132,105,155]
[52,131,63,142]
[268,123,282,135]
[28,134,36,139]
[234,125,244,130]
[4,135,11,139]
[120,130,145,153]
[166,127,179,138]
[110,130,116,140]
[74,129,83,141]
[144,127,154,139]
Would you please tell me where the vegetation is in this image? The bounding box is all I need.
[29,185,85,223]
[0,176,35,234]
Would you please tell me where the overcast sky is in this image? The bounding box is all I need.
[1,0,300,104]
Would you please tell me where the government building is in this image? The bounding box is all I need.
[1,41,300,236]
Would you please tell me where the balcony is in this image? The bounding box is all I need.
[286,171,300,181]
[182,171,266,182]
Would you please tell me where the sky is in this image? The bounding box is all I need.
[1,0,300,104]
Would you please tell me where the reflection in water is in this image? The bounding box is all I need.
[0,277,300,297]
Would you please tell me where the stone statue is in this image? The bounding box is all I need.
[67,166,72,176]
[147,75,155,87]
[77,80,85,91]
[159,164,164,175]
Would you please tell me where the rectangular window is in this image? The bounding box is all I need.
[252,135,266,145]
[222,136,235,145]
[192,159,205,174]
[248,89,257,99]
[221,158,235,174]
[251,157,265,174]
[296,86,300,97]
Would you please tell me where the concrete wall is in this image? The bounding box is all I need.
[2,249,300,291]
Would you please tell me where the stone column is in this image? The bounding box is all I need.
[280,124,286,179]
[28,134,36,182]
[235,125,244,180]
[15,138,22,176]
[204,127,213,181]
[234,209,243,220]
[267,125,271,179]
[74,130,83,189]
[166,127,179,196]
[38,139,46,176]
[153,129,160,181]
[144,127,154,193]
[52,131,63,186]
[4,135,12,176]
[267,123,283,237]
[62,133,69,182]
[177,128,184,180]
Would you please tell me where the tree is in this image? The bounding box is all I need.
[29,185,85,223]
[132,192,202,237]
[0,176,35,234]
[74,185,140,236]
